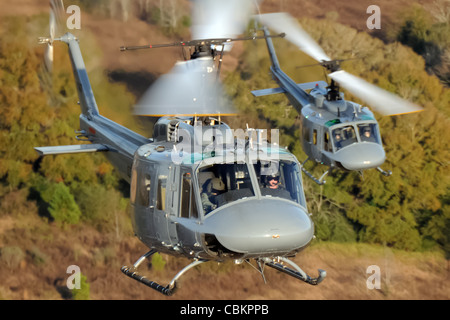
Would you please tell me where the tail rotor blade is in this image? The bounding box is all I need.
[44,0,64,73]
[329,70,423,116]
[49,9,56,42]
[44,9,56,73]
[44,44,54,73]
[50,0,65,32]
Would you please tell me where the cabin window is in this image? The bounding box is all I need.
[180,172,198,219]
[136,173,151,207]
[190,188,199,218]
[302,125,310,143]
[358,123,380,144]
[332,126,357,150]
[130,162,152,207]
[137,174,151,207]
[156,175,167,210]
[130,166,137,205]
[253,160,306,207]
[324,131,331,151]
[197,163,254,215]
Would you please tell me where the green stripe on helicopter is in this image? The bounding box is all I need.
[325,119,341,127]
[179,147,290,164]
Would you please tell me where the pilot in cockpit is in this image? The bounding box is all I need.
[333,131,343,150]
[361,127,376,143]
[201,177,225,213]
[266,174,280,189]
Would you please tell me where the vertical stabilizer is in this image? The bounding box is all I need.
[262,27,281,71]
[60,33,100,119]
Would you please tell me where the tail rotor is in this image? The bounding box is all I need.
[39,0,65,73]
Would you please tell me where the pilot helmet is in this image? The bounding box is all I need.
[210,178,225,193]
[267,173,279,182]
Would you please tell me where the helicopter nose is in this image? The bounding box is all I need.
[206,199,313,255]
[333,143,385,171]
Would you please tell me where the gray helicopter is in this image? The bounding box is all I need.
[35,1,325,296]
[252,13,423,185]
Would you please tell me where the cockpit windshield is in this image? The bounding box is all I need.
[198,162,255,215]
[332,125,357,150]
[358,123,380,144]
[332,123,380,151]
[253,160,306,207]
[197,158,306,215]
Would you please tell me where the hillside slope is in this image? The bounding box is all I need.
[0,204,448,300]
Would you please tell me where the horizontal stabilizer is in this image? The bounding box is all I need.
[35,144,110,156]
[251,81,328,97]
[251,87,286,97]
[298,81,328,90]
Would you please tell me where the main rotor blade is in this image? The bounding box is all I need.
[329,70,423,116]
[134,58,236,116]
[191,0,255,51]
[258,12,331,63]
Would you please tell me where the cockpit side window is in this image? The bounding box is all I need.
[130,160,153,207]
[358,123,380,144]
[332,126,357,151]
[253,160,306,207]
[198,163,254,215]
[180,172,198,219]
[324,131,331,152]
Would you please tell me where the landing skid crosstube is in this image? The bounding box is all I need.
[261,257,326,285]
[121,249,206,296]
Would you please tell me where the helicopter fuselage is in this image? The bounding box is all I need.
[49,31,315,263]
[252,28,386,175]
[301,87,385,171]
[35,4,331,294]
[129,118,314,261]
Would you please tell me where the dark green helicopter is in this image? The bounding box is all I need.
[36,1,325,296]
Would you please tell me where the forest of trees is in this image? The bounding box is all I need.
[0,0,448,275]
[0,14,134,237]
[74,0,192,35]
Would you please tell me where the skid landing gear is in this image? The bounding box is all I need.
[259,257,326,285]
[377,167,392,177]
[301,157,329,185]
[121,249,206,296]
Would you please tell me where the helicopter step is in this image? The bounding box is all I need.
[121,249,207,296]
[261,257,326,285]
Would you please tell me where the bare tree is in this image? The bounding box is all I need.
[428,0,450,24]
[158,0,183,30]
